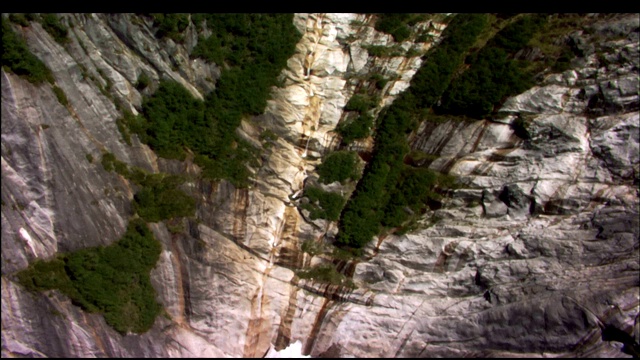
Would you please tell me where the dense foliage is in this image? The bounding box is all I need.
[300,186,346,221]
[126,14,301,188]
[296,263,353,287]
[190,14,299,70]
[437,14,548,119]
[374,13,429,42]
[39,14,69,45]
[8,13,30,27]
[52,85,68,106]
[135,72,151,90]
[336,14,489,249]
[336,113,374,145]
[2,17,54,84]
[149,13,190,42]
[317,151,360,185]
[101,152,196,222]
[132,174,196,223]
[17,219,162,334]
[400,14,489,112]
[336,93,377,145]
[132,80,208,160]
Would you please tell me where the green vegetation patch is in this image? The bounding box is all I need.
[149,13,190,43]
[132,174,196,223]
[381,167,456,228]
[8,13,30,27]
[336,113,373,145]
[437,14,548,119]
[300,186,346,221]
[132,80,207,161]
[52,85,68,106]
[2,17,54,84]
[296,263,354,288]
[190,14,299,71]
[121,15,301,188]
[17,218,162,334]
[344,93,377,113]
[317,151,361,185]
[337,93,378,145]
[336,14,488,249]
[135,72,151,90]
[39,14,69,45]
[374,13,429,42]
[363,44,405,58]
[101,152,196,222]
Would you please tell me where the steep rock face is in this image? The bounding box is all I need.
[2,13,638,358]
[1,12,443,358]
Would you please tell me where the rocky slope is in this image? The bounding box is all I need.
[2,13,638,358]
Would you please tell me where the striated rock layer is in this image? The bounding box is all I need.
[2,13,638,358]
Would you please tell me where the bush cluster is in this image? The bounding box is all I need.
[132,174,196,223]
[8,13,30,27]
[437,15,547,119]
[2,17,54,84]
[101,152,196,222]
[300,186,346,222]
[374,14,428,42]
[17,219,162,335]
[148,13,189,43]
[317,151,360,185]
[336,14,488,249]
[52,85,68,106]
[39,14,69,45]
[135,72,151,90]
[125,14,301,188]
[337,93,378,145]
[296,263,353,287]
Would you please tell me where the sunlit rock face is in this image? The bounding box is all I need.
[2,13,638,358]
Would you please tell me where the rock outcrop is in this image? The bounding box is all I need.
[2,13,638,358]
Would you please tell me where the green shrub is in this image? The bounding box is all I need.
[337,113,373,145]
[133,174,196,222]
[8,13,30,27]
[101,152,116,172]
[363,45,403,57]
[296,263,353,287]
[115,117,132,146]
[52,85,68,106]
[374,14,428,43]
[301,186,346,221]
[100,151,196,221]
[85,153,94,163]
[150,13,190,43]
[301,239,322,256]
[135,72,151,90]
[370,73,388,90]
[2,17,54,84]
[336,14,488,249]
[16,219,162,334]
[317,151,360,185]
[124,15,302,188]
[552,47,574,72]
[381,167,439,227]
[344,94,376,113]
[437,14,547,119]
[39,14,69,45]
[16,257,77,295]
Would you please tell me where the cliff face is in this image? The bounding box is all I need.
[2,13,638,358]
